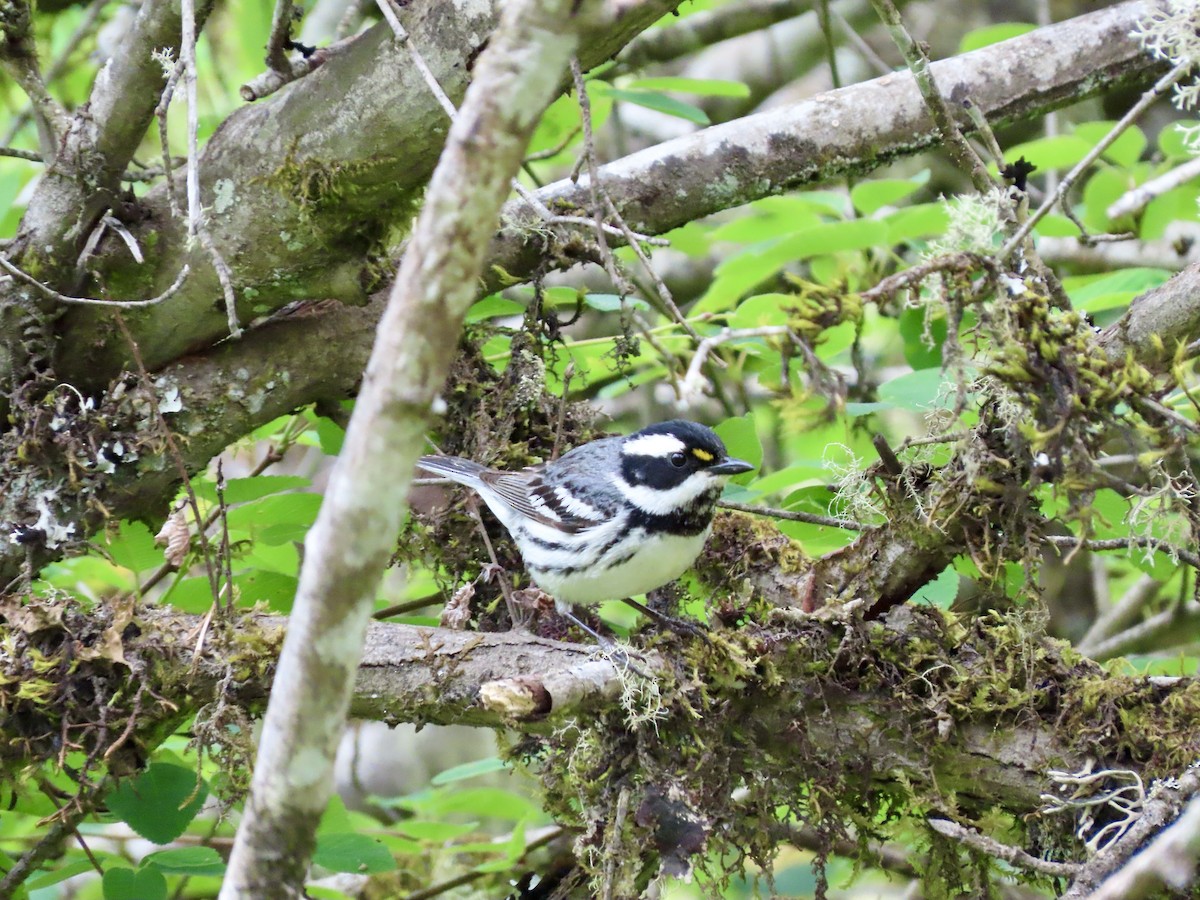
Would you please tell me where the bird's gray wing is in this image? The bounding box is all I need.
[477,468,605,533]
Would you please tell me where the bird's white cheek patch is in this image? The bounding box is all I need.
[616,473,715,515]
[621,432,687,458]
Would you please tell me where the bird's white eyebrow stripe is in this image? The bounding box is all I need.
[621,433,687,457]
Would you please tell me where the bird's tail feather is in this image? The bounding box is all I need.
[417,455,490,487]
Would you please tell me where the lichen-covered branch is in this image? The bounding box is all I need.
[485,1,1162,291]
[1,0,213,397]
[5,596,1200,880]
[53,0,683,391]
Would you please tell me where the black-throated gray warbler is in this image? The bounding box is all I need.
[418,420,754,626]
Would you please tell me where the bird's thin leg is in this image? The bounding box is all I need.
[558,607,648,677]
[621,596,712,643]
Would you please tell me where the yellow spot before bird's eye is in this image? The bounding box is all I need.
[692,448,714,462]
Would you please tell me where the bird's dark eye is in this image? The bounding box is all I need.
[669,451,687,468]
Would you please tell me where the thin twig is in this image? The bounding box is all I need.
[115,314,222,605]
[869,0,992,193]
[860,252,991,303]
[215,459,236,613]
[0,255,190,307]
[0,146,41,161]
[1108,155,1200,220]
[138,436,290,594]
[830,7,891,77]
[399,827,564,900]
[718,498,862,531]
[681,326,789,397]
[372,596,440,619]
[544,215,668,245]
[0,776,111,899]
[525,125,581,161]
[928,818,1079,877]
[375,0,560,228]
[0,0,109,147]
[1000,59,1194,260]
[569,58,626,293]
[265,0,296,73]
[1043,534,1200,571]
[155,58,185,219]
[179,0,242,338]
[601,195,699,340]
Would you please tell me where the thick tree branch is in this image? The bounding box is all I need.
[1,0,212,393]
[485,1,1162,290]
[56,0,682,390]
[6,600,1198,843]
[54,1,1156,394]
[1098,261,1200,368]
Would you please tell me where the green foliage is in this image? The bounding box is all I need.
[105,762,209,844]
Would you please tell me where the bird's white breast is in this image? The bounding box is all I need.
[533,526,711,608]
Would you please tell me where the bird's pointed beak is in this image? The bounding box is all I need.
[709,457,755,476]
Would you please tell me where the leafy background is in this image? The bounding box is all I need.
[2,0,1197,897]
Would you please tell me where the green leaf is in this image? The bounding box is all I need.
[1160,124,1192,160]
[102,521,164,572]
[1140,182,1200,239]
[222,475,311,505]
[1081,167,1134,232]
[472,820,528,872]
[397,820,481,842]
[729,293,792,329]
[431,756,509,785]
[876,368,968,412]
[224,493,322,545]
[626,76,750,98]
[105,763,208,844]
[882,202,949,243]
[898,306,945,371]
[958,22,1036,53]
[583,293,649,312]
[1075,121,1147,169]
[695,219,888,315]
[315,415,346,456]
[160,575,219,613]
[410,786,539,821]
[1064,268,1172,314]
[600,87,710,125]
[312,833,397,874]
[1004,135,1092,172]
[233,569,299,611]
[142,846,226,877]
[1033,213,1081,237]
[783,218,887,256]
[747,464,825,497]
[26,856,99,890]
[850,175,926,215]
[467,295,524,323]
[103,866,167,900]
[912,567,959,608]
